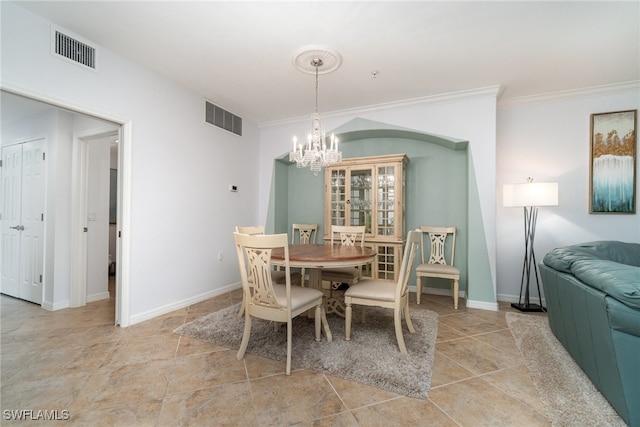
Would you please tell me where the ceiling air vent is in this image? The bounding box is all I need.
[205,101,242,136]
[51,26,98,71]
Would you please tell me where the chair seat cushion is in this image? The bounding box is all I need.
[273,284,323,309]
[270,270,302,286]
[321,267,359,282]
[416,263,460,276]
[345,280,396,302]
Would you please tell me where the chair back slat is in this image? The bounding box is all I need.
[234,232,290,310]
[419,226,456,266]
[330,225,365,248]
[291,223,318,244]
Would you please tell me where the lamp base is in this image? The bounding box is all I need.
[511,302,545,313]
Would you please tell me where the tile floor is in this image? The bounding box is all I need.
[1,282,551,426]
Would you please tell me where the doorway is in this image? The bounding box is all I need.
[69,131,119,310]
[1,89,131,326]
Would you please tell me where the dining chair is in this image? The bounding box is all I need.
[415,226,460,309]
[234,225,301,317]
[321,225,366,289]
[233,232,332,375]
[291,223,318,286]
[344,230,421,354]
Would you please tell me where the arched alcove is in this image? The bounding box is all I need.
[268,117,473,299]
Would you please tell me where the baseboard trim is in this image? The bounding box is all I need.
[87,291,110,303]
[497,292,545,306]
[466,299,499,311]
[127,282,241,326]
[42,299,70,311]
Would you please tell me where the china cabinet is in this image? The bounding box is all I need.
[324,154,408,281]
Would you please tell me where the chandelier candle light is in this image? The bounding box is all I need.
[289,47,343,174]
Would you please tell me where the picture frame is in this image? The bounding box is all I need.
[590,109,637,214]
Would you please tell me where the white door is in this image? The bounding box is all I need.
[0,139,45,304]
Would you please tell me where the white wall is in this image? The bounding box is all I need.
[1,2,261,323]
[496,88,640,303]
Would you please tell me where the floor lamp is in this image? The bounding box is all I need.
[503,178,558,312]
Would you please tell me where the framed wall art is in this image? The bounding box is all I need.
[590,109,637,214]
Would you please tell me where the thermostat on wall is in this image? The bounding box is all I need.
[229,184,238,192]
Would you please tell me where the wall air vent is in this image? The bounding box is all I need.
[51,26,98,71]
[205,101,242,136]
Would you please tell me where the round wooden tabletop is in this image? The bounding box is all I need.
[271,244,376,268]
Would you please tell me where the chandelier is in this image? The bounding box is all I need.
[289,47,342,174]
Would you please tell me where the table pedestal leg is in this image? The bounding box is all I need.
[309,268,346,317]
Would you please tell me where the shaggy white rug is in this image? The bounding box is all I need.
[174,304,438,399]
[506,312,626,427]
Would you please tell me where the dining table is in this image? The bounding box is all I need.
[271,244,377,316]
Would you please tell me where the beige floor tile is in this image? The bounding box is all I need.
[428,376,550,426]
[105,334,180,367]
[71,359,171,411]
[436,337,518,375]
[481,364,548,415]
[175,335,228,356]
[158,382,257,426]
[430,351,475,388]
[436,321,468,342]
[68,398,162,427]
[250,370,346,426]
[165,349,247,395]
[472,329,522,359]
[296,411,360,427]
[325,374,402,410]
[1,371,90,411]
[243,353,287,378]
[351,395,457,426]
[438,312,505,336]
[123,313,187,339]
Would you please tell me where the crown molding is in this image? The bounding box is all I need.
[260,85,503,128]
[498,81,640,109]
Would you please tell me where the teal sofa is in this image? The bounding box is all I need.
[540,241,640,427]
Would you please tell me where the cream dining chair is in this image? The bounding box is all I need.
[233,232,332,375]
[235,225,301,317]
[321,225,366,289]
[291,223,318,286]
[415,226,460,309]
[344,230,421,354]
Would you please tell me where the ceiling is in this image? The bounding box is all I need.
[7,1,640,125]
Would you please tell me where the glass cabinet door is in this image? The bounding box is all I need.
[328,167,372,232]
[329,169,347,226]
[349,168,373,234]
[376,165,396,237]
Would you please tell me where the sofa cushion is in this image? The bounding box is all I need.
[570,259,640,310]
[543,241,640,272]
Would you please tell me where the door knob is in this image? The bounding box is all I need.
[10,225,24,230]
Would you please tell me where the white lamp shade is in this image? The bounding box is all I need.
[503,182,558,207]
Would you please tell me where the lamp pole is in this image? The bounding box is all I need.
[512,205,545,312]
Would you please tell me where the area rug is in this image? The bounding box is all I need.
[506,312,626,426]
[174,304,438,399]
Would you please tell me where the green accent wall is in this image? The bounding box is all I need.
[268,117,496,304]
